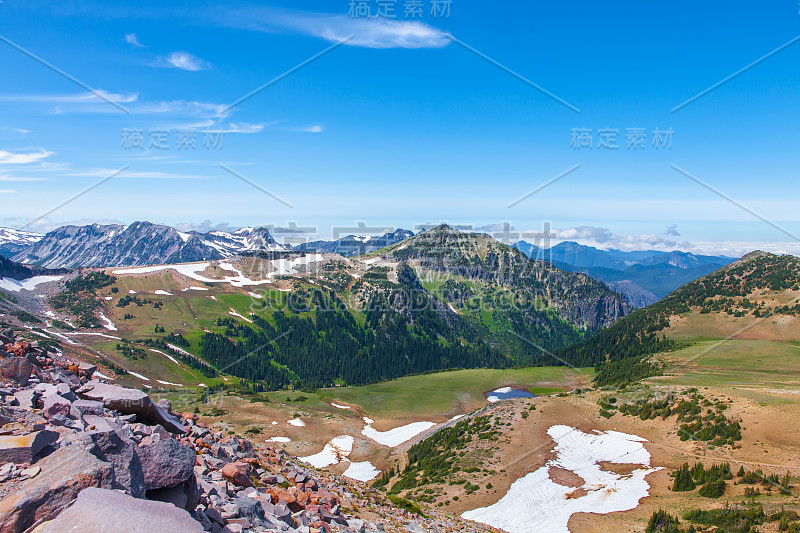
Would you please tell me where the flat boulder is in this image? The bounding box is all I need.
[76,381,185,434]
[41,487,204,533]
[41,394,79,421]
[0,446,114,533]
[0,430,58,465]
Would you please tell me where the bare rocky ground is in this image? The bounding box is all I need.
[0,328,499,533]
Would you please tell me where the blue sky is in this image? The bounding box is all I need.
[0,0,799,255]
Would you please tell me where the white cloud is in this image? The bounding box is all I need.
[174,220,239,233]
[215,122,265,134]
[0,175,47,182]
[283,124,324,133]
[67,168,212,180]
[219,8,450,49]
[0,149,53,165]
[157,51,211,71]
[0,127,32,139]
[515,225,692,253]
[125,33,144,48]
[0,190,14,194]
[0,91,139,105]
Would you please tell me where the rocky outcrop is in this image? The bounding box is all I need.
[40,487,204,533]
[0,446,114,533]
[75,381,185,434]
[0,328,494,533]
[0,431,58,465]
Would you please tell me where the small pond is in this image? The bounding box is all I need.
[486,386,536,402]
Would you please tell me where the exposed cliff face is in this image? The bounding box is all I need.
[13,222,284,268]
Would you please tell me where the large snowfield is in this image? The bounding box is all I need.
[0,275,63,292]
[462,425,660,533]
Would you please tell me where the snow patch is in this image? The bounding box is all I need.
[0,275,63,292]
[228,309,253,323]
[266,436,291,443]
[149,348,181,366]
[66,332,121,340]
[330,403,352,410]
[98,313,117,331]
[154,290,173,296]
[93,371,114,380]
[343,461,380,482]
[361,420,436,448]
[112,256,322,288]
[157,379,182,386]
[288,418,306,427]
[461,425,660,533]
[128,371,149,381]
[300,435,353,468]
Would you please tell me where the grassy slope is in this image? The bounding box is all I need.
[322,366,592,419]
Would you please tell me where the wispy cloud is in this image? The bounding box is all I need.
[292,124,324,133]
[67,168,213,180]
[0,190,15,194]
[0,127,32,139]
[155,51,211,71]
[0,149,53,165]
[0,175,47,182]
[125,33,144,48]
[218,8,450,49]
[0,91,139,105]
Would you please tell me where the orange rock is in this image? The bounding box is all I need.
[221,462,253,487]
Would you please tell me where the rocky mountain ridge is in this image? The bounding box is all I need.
[12,222,285,269]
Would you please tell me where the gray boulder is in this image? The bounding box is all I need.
[137,435,195,491]
[0,446,114,533]
[68,416,145,498]
[76,381,185,434]
[72,399,104,416]
[41,487,204,533]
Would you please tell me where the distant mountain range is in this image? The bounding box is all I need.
[1,223,416,268]
[0,222,737,309]
[295,229,414,256]
[513,241,736,307]
[0,228,43,258]
[10,222,284,268]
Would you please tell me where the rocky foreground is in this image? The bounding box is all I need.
[0,328,496,533]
